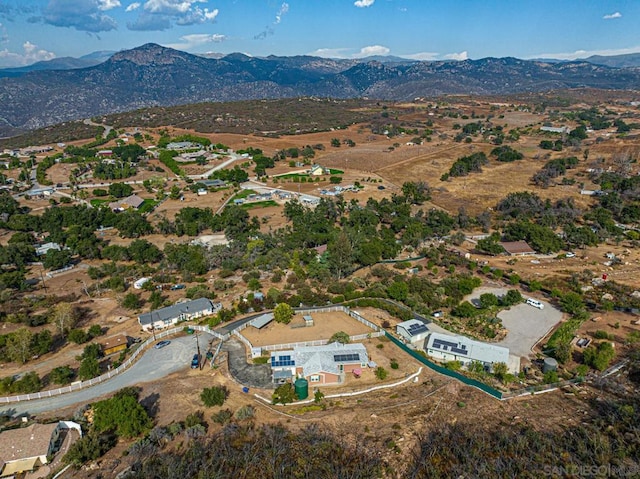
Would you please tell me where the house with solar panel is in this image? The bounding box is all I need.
[424,331,515,373]
[396,319,430,345]
[270,342,369,385]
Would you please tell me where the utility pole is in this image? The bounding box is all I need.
[40,268,48,295]
[195,328,202,369]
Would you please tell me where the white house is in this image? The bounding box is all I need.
[424,332,514,373]
[396,319,429,344]
[138,298,221,331]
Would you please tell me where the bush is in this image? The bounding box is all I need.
[329,331,350,344]
[63,431,117,467]
[201,386,229,407]
[272,382,296,405]
[211,409,233,425]
[390,359,399,370]
[375,367,388,380]
[234,405,255,421]
[50,365,75,385]
[93,387,152,438]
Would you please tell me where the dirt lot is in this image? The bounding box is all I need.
[241,310,375,347]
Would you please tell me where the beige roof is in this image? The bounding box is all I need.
[100,333,128,350]
[500,240,535,255]
[0,423,57,464]
[109,194,144,210]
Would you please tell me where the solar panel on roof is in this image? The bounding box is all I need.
[334,353,360,362]
[432,338,468,355]
[407,322,428,335]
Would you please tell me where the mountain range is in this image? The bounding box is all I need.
[0,43,639,138]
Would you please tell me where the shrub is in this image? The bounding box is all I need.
[63,431,117,467]
[211,409,233,425]
[272,382,296,405]
[234,405,255,421]
[375,367,388,380]
[329,331,350,344]
[390,359,399,370]
[201,386,229,407]
[50,365,75,385]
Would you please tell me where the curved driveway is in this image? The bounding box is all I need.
[2,333,213,417]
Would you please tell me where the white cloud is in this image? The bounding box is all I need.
[0,41,56,67]
[308,47,351,58]
[128,0,218,30]
[166,32,227,50]
[403,51,439,61]
[275,2,289,24]
[530,45,640,61]
[603,12,622,20]
[355,45,390,57]
[354,0,375,7]
[98,0,121,10]
[444,51,468,61]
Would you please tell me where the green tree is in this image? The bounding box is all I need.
[329,331,350,344]
[387,281,409,301]
[108,182,134,198]
[50,365,75,385]
[78,356,100,380]
[51,302,77,337]
[63,431,117,467]
[43,248,73,270]
[560,292,585,315]
[492,362,508,381]
[68,328,89,344]
[479,293,499,309]
[274,303,294,324]
[272,382,296,405]
[122,292,142,310]
[6,327,34,364]
[200,386,229,407]
[93,387,152,438]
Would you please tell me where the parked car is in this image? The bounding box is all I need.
[171,284,186,290]
[191,353,201,369]
[154,340,171,349]
[565,252,576,258]
[526,298,544,309]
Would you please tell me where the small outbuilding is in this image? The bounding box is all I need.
[100,334,129,356]
[396,319,429,344]
[500,240,536,256]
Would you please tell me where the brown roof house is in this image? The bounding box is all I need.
[109,194,144,212]
[100,333,129,356]
[500,240,536,256]
[0,421,82,477]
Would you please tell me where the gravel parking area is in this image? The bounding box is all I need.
[466,287,563,358]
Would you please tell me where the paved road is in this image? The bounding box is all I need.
[1,333,213,417]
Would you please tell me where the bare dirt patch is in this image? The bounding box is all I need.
[241,311,374,347]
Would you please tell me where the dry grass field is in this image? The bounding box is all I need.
[240,310,374,347]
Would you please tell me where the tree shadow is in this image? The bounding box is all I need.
[141,392,160,418]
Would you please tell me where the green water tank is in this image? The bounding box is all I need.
[294,377,309,400]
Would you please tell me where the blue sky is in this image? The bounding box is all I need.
[0,0,638,67]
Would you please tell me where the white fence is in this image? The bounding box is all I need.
[0,324,226,404]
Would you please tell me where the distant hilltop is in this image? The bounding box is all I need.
[1,43,639,138]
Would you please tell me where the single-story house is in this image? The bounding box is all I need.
[109,194,144,211]
[100,333,128,356]
[0,421,81,478]
[270,342,369,385]
[309,164,330,176]
[138,298,221,332]
[165,141,200,150]
[35,242,62,256]
[424,332,514,373]
[396,319,429,344]
[540,126,570,134]
[500,240,536,256]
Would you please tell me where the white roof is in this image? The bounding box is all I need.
[426,332,509,364]
[397,319,428,337]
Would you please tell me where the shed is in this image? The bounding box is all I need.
[100,334,128,356]
[396,319,429,344]
[303,315,314,326]
[500,240,536,256]
[250,313,274,329]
